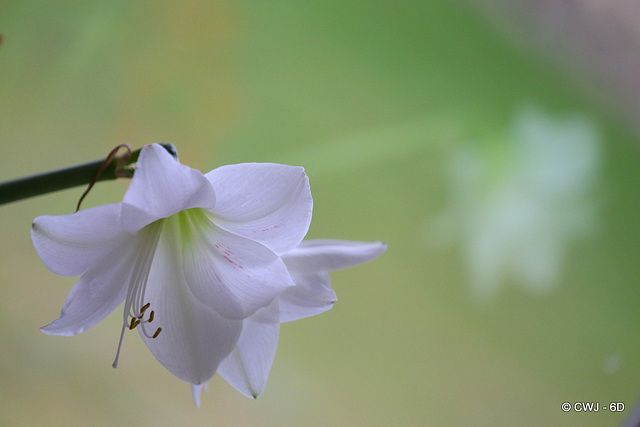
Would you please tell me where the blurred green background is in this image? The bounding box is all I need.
[2,1,640,426]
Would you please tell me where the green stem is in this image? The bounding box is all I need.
[0,143,176,205]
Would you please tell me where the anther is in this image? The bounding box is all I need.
[140,302,151,314]
[148,310,155,323]
[129,318,141,330]
[152,328,162,338]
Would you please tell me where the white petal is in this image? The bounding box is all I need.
[277,271,337,322]
[190,383,207,408]
[206,163,312,254]
[121,144,216,233]
[31,203,128,276]
[40,236,137,336]
[179,210,294,319]
[218,302,280,398]
[139,220,242,385]
[277,240,386,322]
[283,239,387,273]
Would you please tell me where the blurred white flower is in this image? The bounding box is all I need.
[429,105,601,300]
[32,143,313,400]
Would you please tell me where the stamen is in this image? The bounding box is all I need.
[152,327,162,338]
[114,221,164,367]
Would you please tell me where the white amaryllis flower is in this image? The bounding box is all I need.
[31,143,313,397]
[191,239,387,406]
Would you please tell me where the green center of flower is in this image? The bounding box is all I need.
[173,207,212,244]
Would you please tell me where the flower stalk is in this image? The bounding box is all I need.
[0,143,177,205]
